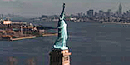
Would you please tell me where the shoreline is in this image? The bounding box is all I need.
[102,22,130,24]
[10,36,36,41]
[1,33,57,41]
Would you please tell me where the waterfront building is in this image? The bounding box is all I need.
[52,18,59,22]
[3,18,12,25]
[70,17,77,21]
[3,20,12,24]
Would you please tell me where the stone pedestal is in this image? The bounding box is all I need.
[49,49,71,65]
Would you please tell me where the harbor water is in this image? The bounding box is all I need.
[1,21,130,65]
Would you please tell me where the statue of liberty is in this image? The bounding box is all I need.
[53,3,68,50]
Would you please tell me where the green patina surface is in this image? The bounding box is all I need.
[53,3,68,50]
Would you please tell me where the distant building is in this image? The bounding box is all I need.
[98,10,104,17]
[77,12,83,17]
[118,3,122,14]
[87,9,94,17]
[106,9,111,17]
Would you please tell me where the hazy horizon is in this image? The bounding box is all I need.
[0,0,130,17]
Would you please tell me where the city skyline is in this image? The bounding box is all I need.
[0,0,130,17]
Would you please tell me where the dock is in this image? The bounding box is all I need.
[10,36,36,41]
[10,33,57,41]
[1,33,57,41]
[42,33,57,36]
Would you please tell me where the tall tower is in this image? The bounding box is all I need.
[119,3,122,14]
[49,3,71,65]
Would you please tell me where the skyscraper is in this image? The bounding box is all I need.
[87,9,94,17]
[119,3,122,14]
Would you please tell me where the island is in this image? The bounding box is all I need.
[0,18,57,41]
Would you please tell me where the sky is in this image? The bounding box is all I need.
[0,0,130,17]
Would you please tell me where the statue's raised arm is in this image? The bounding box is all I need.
[60,3,65,18]
[53,3,68,50]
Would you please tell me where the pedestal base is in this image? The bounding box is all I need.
[49,48,71,65]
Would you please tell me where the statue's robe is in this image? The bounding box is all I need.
[53,4,68,50]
